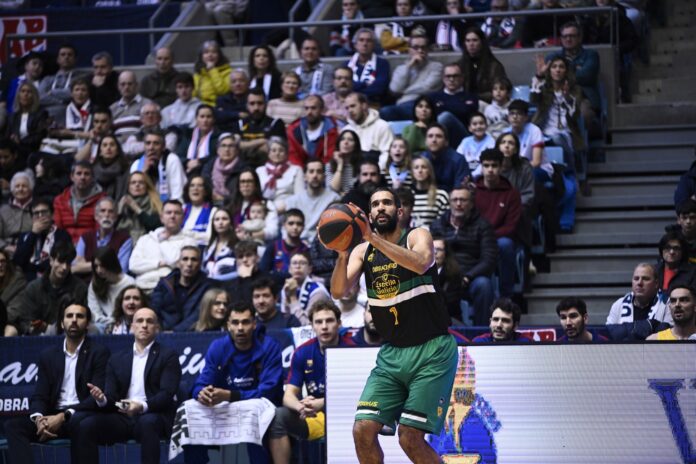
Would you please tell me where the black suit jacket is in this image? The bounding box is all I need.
[104,341,181,430]
[29,337,110,416]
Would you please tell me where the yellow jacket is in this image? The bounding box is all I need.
[194,64,232,106]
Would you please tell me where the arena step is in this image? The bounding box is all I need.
[599,143,694,163]
[523,287,622,326]
[588,175,678,197]
[532,270,630,287]
[587,158,690,176]
[576,194,673,210]
[548,247,655,273]
[555,231,664,248]
[613,102,696,127]
[610,125,696,144]
[573,210,674,235]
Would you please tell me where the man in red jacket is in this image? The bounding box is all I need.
[53,161,106,244]
[287,95,338,166]
[474,148,521,297]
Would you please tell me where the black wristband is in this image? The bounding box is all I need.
[229,390,241,402]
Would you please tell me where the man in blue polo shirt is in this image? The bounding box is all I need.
[472,298,532,342]
[268,301,353,464]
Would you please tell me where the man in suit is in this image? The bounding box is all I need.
[3,304,110,464]
[76,307,181,464]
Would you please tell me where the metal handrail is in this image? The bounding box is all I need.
[288,0,307,43]
[148,0,173,52]
[5,6,615,64]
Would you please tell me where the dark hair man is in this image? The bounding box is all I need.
[472,297,532,342]
[556,297,607,342]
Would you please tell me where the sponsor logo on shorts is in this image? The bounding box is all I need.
[358,401,379,407]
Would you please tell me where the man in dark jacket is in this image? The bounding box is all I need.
[431,186,498,326]
[422,124,470,192]
[151,245,216,331]
[4,304,109,464]
[474,149,521,298]
[341,159,384,214]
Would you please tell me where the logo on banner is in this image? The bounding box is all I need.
[649,378,696,464]
[0,16,48,65]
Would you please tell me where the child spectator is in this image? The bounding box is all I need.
[456,112,495,178]
[484,76,512,140]
[238,200,268,253]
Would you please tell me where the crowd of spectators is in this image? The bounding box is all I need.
[0,0,679,461]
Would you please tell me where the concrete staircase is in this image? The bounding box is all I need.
[523,0,696,326]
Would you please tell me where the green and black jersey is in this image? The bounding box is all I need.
[362,229,450,347]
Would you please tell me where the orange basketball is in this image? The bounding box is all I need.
[317,203,368,252]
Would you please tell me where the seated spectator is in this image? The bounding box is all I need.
[322,66,354,123]
[73,196,133,276]
[239,201,270,251]
[334,282,365,328]
[287,95,339,167]
[259,136,305,205]
[0,248,26,323]
[193,40,232,106]
[396,185,416,228]
[89,51,120,108]
[458,27,508,103]
[185,300,282,462]
[54,161,106,244]
[203,133,247,204]
[129,199,198,291]
[87,246,135,333]
[383,136,413,190]
[0,139,26,189]
[0,171,34,254]
[342,159,384,214]
[152,245,215,332]
[434,0,468,52]
[422,123,470,192]
[675,200,696,264]
[182,175,218,246]
[6,51,44,116]
[472,297,532,342]
[484,76,512,139]
[140,47,178,108]
[456,111,496,177]
[78,308,181,464]
[7,241,87,336]
[110,70,152,144]
[279,160,340,242]
[326,129,361,195]
[13,197,71,281]
[48,78,92,142]
[281,251,330,325]
[252,276,301,330]
[556,296,608,342]
[107,284,147,335]
[430,186,497,325]
[3,304,108,462]
[295,37,334,98]
[545,21,600,125]
[400,96,437,156]
[193,288,231,332]
[656,231,693,296]
[343,92,394,165]
[39,44,82,126]
[267,71,304,125]
[225,240,268,302]
[248,45,282,101]
[121,103,178,159]
[481,0,523,49]
[330,0,366,57]
[269,301,351,463]
[428,63,479,147]
[475,149,521,297]
[7,82,49,161]
[228,168,279,241]
[202,208,238,281]
[161,72,200,130]
[497,132,535,246]
[520,0,574,47]
[213,68,249,132]
[73,106,112,163]
[351,306,383,345]
[675,158,696,207]
[116,171,163,243]
[378,0,424,54]
[345,28,391,105]
[380,31,443,122]
[411,156,449,229]
[93,135,130,200]
[183,104,217,176]
[260,208,308,277]
[606,263,672,341]
[234,89,286,168]
[434,238,463,323]
[504,99,553,184]
[647,284,696,341]
[129,129,187,202]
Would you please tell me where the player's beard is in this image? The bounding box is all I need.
[374,213,397,234]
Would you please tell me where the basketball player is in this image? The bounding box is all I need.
[331,187,458,463]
